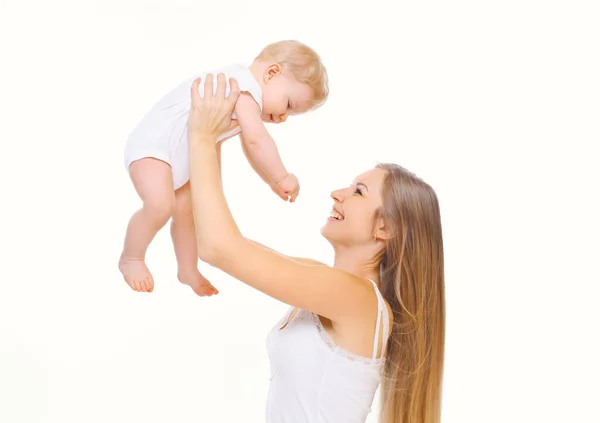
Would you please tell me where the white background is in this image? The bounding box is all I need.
[1,0,599,422]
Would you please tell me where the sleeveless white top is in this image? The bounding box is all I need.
[265,280,390,423]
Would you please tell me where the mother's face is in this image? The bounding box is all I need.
[321,168,388,247]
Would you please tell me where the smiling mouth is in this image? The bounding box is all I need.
[329,209,344,221]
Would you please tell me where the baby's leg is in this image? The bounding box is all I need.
[119,158,175,293]
[170,182,219,296]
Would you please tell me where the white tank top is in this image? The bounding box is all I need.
[265,280,390,423]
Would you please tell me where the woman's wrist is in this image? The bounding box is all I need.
[189,132,219,148]
[189,136,218,171]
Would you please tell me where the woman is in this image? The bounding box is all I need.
[187,74,445,423]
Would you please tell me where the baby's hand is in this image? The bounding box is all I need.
[270,183,289,202]
[277,173,300,203]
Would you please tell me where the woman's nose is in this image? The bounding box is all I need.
[330,188,345,202]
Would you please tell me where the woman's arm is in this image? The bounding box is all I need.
[188,74,374,323]
[246,239,327,266]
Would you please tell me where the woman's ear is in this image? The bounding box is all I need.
[375,217,394,241]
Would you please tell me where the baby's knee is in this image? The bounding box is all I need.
[143,193,175,222]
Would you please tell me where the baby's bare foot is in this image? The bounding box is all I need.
[119,256,154,293]
[178,268,219,297]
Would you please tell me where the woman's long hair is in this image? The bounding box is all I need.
[375,163,445,423]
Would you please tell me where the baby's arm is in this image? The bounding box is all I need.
[240,133,272,185]
[235,93,289,186]
[240,134,289,201]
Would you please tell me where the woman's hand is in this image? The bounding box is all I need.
[188,73,241,143]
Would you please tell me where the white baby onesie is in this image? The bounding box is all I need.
[124,64,262,190]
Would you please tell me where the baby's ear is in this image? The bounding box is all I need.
[265,63,283,80]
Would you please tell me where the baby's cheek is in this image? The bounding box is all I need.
[262,98,274,113]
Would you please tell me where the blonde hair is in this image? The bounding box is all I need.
[374,163,446,423]
[255,40,329,110]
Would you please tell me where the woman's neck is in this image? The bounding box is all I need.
[333,247,380,285]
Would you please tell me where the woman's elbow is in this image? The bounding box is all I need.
[197,238,235,266]
[197,241,221,265]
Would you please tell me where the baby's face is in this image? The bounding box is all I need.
[260,70,314,124]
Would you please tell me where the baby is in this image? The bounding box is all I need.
[119,40,328,296]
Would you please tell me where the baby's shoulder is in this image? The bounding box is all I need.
[209,64,262,107]
[204,63,253,80]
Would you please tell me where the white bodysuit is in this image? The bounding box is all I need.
[265,280,390,422]
[124,64,263,190]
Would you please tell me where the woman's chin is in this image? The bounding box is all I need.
[320,220,341,243]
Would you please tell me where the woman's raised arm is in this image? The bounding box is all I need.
[188,74,375,323]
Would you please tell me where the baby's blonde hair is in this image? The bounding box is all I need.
[255,40,329,110]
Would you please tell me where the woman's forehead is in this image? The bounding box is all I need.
[353,168,387,186]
